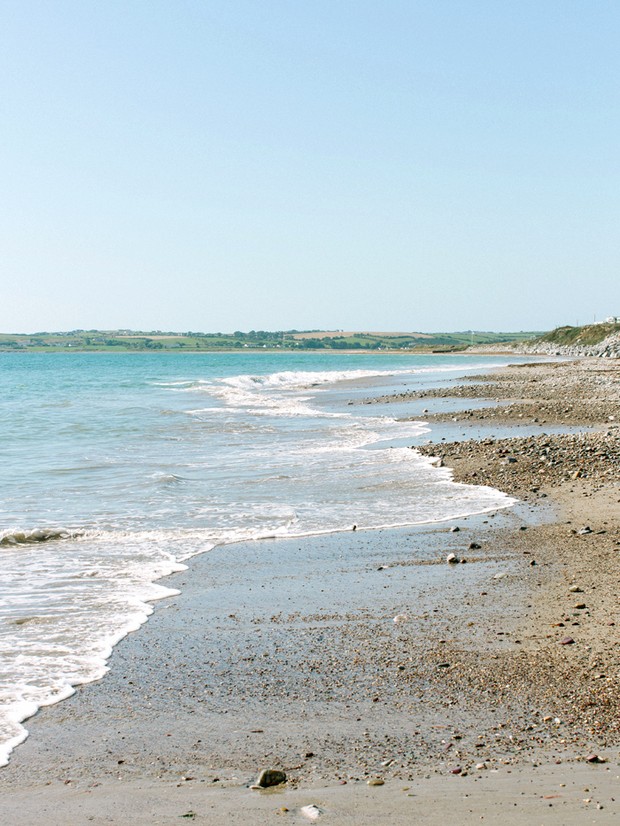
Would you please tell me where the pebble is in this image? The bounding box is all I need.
[251,769,287,789]
[569,585,583,593]
[367,777,385,786]
[300,804,322,820]
[446,553,459,564]
[559,636,575,645]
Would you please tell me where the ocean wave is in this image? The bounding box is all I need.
[0,529,82,547]
[218,361,513,393]
[151,473,191,485]
[180,361,515,418]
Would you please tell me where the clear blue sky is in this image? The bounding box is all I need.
[1,1,619,333]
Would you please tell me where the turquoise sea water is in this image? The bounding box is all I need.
[0,351,520,764]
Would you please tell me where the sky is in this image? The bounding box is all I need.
[1,1,619,334]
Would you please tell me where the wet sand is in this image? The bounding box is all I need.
[0,358,619,823]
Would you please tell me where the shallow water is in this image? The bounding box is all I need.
[0,351,524,764]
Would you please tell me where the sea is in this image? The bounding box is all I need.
[0,350,522,765]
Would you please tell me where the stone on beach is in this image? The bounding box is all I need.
[251,768,287,789]
[300,804,322,820]
[446,553,459,564]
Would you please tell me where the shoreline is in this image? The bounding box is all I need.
[1,357,619,823]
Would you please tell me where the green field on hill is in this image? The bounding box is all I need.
[0,329,539,353]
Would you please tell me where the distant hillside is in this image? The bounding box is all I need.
[0,328,540,353]
[518,322,620,358]
[288,330,539,351]
[536,322,620,347]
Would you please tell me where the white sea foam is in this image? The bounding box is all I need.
[0,530,186,766]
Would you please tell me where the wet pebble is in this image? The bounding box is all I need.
[251,768,287,789]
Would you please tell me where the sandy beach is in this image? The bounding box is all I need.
[1,358,619,824]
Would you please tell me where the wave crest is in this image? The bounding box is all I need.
[0,529,82,547]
